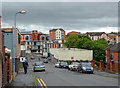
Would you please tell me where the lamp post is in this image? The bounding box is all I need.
[14,11,26,28]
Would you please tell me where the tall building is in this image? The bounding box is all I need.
[49,28,65,41]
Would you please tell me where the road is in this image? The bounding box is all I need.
[11,54,118,87]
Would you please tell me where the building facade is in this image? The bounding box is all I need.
[21,30,49,54]
[86,32,109,41]
[2,28,21,80]
[49,28,65,41]
[105,43,120,74]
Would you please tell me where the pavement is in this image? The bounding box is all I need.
[6,54,119,87]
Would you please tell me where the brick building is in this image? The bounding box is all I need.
[86,32,110,41]
[2,28,21,80]
[105,42,120,74]
[21,30,49,54]
[67,31,81,37]
[49,28,65,41]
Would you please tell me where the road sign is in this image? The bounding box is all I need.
[20,57,25,62]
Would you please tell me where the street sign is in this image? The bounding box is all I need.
[71,57,74,60]
[20,57,25,62]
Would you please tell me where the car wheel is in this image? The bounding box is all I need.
[68,68,70,70]
[77,69,79,72]
[70,68,73,71]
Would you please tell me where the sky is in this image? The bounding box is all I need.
[1,1,118,34]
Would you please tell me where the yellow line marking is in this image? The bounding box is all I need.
[40,78,47,88]
[37,79,43,88]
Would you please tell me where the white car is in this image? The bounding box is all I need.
[68,62,79,71]
[55,62,60,68]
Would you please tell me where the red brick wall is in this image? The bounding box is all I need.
[2,32,8,85]
[106,49,120,73]
[67,31,79,35]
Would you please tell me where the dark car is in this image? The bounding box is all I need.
[59,62,68,68]
[77,62,94,74]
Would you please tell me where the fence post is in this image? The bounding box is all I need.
[100,60,103,71]
[92,60,95,70]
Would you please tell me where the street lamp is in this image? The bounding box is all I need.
[14,11,26,28]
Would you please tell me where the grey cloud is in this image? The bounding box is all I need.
[1,2,118,33]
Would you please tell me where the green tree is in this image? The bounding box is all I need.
[63,34,78,48]
[75,37,91,49]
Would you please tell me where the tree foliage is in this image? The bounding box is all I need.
[63,34,108,61]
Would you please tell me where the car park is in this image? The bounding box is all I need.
[68,62,79,71]
[33,62,45,72]
[55,62,60,68]
[59,62,68,68]
[77,62,94,74]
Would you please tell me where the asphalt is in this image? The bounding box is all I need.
[7,54,119,87]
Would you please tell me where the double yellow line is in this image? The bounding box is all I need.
[37,78,47,88]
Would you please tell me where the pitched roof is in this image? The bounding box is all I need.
[110,42,120,52]
[86,32,105,36]
[105,42,120,52]
[49,28,65,32]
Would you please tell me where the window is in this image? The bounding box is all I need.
[92,36,94,40]
[25,35,29,41]
[41,36,45,41]
[18,34,21,44]
[97,36,99,40]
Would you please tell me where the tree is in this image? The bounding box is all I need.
[63,34,78,48]
[75,37,91,49]
[78,35,91,40]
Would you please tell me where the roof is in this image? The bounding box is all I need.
[86,32,106,36]
[49,28,65,32]
[110,42,120,52]
[105,42,120,52]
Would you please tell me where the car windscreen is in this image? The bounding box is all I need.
[73,62,79,65]
[35,62,43,66]
[82,63,91,67]
[61,62,67,65]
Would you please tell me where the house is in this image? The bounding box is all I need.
[105,42,120,74]
[86,32,109,41]
[108,33,118,44]
[2,28,21,80]
[49,28,65,42]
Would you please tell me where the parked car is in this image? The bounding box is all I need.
[55,62,60,68]
[31,56,35,60]
[77,62,94,74]
[59,62,68,68]
[43,59,48,63]
[68,62,79,71]
[33,62,45,72]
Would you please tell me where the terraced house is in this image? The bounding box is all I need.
[86,32,110,41]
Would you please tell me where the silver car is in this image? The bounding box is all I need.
[33,62,45,72]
